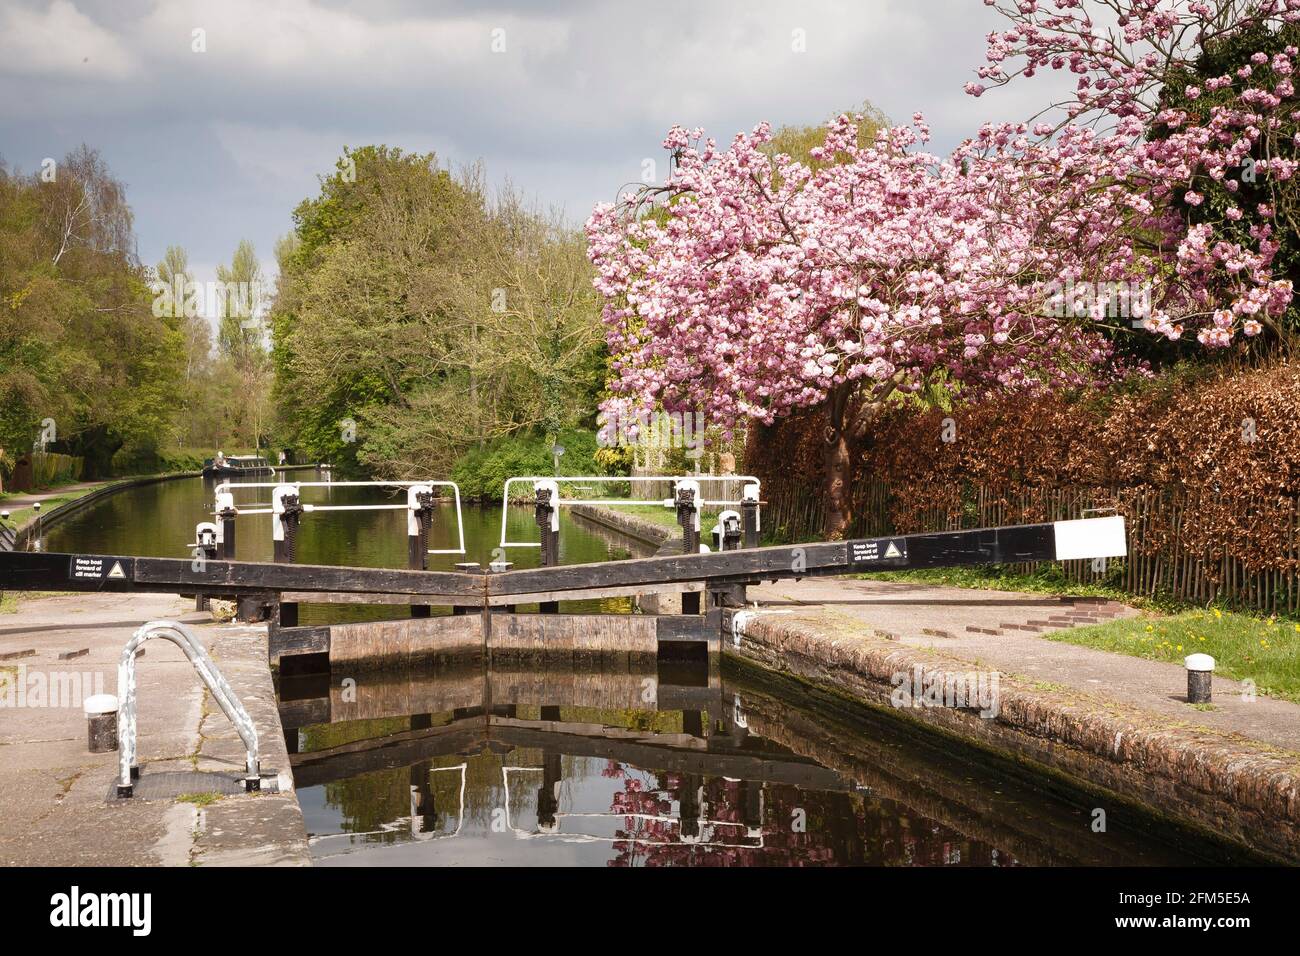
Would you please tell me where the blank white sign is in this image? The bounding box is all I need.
[1052,516,1127,561]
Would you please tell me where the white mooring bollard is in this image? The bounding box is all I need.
[84,694,119,753]
[1185,653,1215,704]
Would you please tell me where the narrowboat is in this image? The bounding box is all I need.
[202,455,275,478]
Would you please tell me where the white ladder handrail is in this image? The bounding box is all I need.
[117,620,260,796]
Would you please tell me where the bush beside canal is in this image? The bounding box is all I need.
[450,428,623,501]
[754,360,1300,617]
[109,445,217,476]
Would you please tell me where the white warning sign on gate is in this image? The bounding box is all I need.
[847,537,908,568]
[69,556,133,582]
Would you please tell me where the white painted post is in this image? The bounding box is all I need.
[407,484,434,618]
[533,480,560,614]
[271,484,297,560]
[193,521,218,610]
[675,480,702,614]
[271,484,301,627]
[1185,653,1215,704]
[214,489,236,559]
[84,694,118,753]
[718,509,742,551]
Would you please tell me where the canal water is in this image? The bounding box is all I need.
[47,474,1263,866]
[282,659,1259,867]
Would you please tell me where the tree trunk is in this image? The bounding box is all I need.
[823,386,854,540]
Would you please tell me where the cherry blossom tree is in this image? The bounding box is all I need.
[972,0,1299,345]
[588,115,1165,536]
[588,2,1300,538]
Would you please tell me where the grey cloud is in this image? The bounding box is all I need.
[0,0,1072,300]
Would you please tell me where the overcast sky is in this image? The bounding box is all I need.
[0,0,1069,313]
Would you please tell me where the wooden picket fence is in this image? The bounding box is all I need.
[762,476,1300,615]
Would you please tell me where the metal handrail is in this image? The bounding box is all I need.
[213,479,467,556]
[116,620,260,798]
[499,475,761,549]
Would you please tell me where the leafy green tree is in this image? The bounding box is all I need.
[0,147,185,478]
[152,245,222,448]
[762,99,890,168]
[271,147,606,478]
[214,239,272,448]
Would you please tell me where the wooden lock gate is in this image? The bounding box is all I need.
[0,514,1128,666]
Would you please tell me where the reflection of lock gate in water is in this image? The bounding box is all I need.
[309,764,772,861]
[499,764,768,849]
[309,763,468,857]
[285,664,852,862]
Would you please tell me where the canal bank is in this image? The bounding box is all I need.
[729,590,1300,863]
[570,502,674,549]
[3,473,195,550]
[0,592,309,866]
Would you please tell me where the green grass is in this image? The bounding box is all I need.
[0,593,17,614]
[862,563,1300,701]
[1046,609,1300,703]
[628,505,723,533]
[176,792,223,808]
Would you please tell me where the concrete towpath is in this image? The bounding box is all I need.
[0,481,103,512]
[748,576,1300,752]
[0,591,309,866]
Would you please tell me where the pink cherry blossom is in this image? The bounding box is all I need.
[586,114,1152,439]
[972,0,1300,345]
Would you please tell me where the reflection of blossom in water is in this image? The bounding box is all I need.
[600,770,1018,868]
